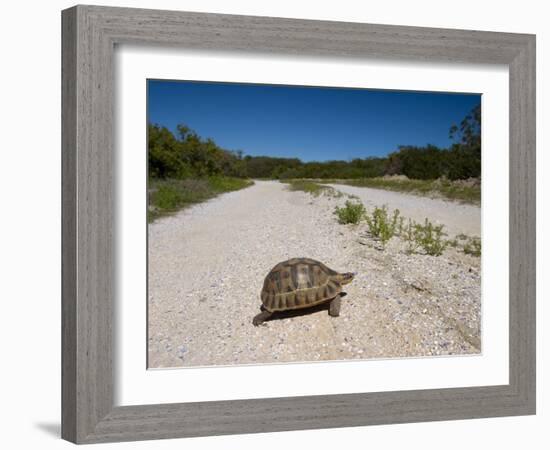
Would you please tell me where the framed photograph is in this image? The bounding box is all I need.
[62,5,536,444]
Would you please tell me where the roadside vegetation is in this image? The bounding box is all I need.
[363,205,403,248]
[334,201,366,225]
[283,177,480,257]
[284,179,341,198]
[399,218,447,256]
[148,177,253,221]
[462,237,482,257]
[410,218,449,256]
[448,234,482,257]
[329,198,480,257]
[148,124,254,222]
[326,176,480,205]
[281,176,479,204]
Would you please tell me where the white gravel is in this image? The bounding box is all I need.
[148,180,481,368]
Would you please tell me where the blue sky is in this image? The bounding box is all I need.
[147,80,480,162]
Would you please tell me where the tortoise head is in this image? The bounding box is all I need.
[334,272,356,285]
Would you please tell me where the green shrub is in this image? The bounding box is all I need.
[463,237,481,257]
[402,218,421,254]
[413,218,448,256]
[446,238,459,248]
[364,205,401,247]
[334,200,366,225]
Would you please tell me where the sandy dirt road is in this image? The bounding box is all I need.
[148,180,481,368]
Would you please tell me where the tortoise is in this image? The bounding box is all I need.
[252,257,355,326]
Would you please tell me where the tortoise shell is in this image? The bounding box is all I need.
[260,258,343,312]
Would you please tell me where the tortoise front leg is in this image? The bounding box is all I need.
[328,294,341,317]
[253,310,272,326]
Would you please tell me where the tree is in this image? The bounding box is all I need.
[449,104,481,150]
[148,124,191,178]
[447,103,481,179]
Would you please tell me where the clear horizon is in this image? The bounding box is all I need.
[147,80,481,162]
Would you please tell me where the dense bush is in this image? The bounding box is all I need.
[148,124,247,179]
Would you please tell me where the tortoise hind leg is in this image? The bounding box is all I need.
[328,294,341,317]
[253,310,272,326]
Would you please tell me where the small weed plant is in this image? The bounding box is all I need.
[446,233,481,257]
[402,219,421,254]
[413,218,448,256]
[364,205,402,247]
[446,238,459,248]
[334,200,366,225]
[463,236,481,257]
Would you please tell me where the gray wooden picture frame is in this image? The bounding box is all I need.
[61,4,536,444]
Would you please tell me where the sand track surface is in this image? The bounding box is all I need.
[148,180,481,368]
